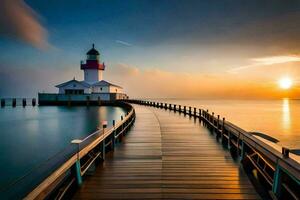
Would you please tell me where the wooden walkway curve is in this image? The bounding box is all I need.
[73,105,260,199]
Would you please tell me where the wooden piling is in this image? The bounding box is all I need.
[1,99,5,107]
[68,96,71,107]
[32,98,36,106]
[97,97,101,106]
[12,98,16,107]
[86,96,90,106]
[22,98,26,107]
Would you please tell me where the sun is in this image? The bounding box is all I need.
[278,77,293,89]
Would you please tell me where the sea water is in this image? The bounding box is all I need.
[0,106,126,189]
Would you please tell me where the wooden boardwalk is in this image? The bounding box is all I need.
[73,105,260,199]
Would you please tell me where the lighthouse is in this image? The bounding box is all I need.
[47,44,128,103]
[80,44,105,84]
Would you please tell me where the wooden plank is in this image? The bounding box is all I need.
[72,105,261,199]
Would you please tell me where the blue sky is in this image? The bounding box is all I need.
[1,0,300,98]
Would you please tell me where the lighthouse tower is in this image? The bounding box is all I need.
[80,44,105,84]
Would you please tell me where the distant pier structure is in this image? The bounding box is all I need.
[39,44,128,105]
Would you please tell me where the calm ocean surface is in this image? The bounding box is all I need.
[0,106,126,189]
[151,99,300,149]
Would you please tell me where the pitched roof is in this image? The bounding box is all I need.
[55,79,90,88]
[92,80,123,89]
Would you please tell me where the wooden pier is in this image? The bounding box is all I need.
[5,100,298,199]
[73,104,261,199]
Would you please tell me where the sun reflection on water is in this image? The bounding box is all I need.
[282,98,291,133]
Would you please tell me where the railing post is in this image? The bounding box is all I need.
[228,131,231,149]
[71,140,83,186]
[216,115,220,138]
[112,120,116,150]
[221,118,225,143]
[212,112,214,125]
[184,106,186,114]
[179,105,181,113]
[189,107,191,116]
[272,163,282,198]
[282,147,290,158]
[199,109,201,119]
[240,140,245,162]
[194,107,196,116]
[206,110,209,120]
[102,140,105,161]
[121,115,124,138]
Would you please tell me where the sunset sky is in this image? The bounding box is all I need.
[1,0,300,98]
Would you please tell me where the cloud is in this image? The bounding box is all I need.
[0,0,49,49]
[228,55,300,73]
[115,40,132,47]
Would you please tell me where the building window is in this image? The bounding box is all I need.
[65,89,84,95]
[100,87,102,91]
[73,84,76,87]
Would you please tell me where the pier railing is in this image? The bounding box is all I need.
[1,102,135,199]
[125,99,300,200]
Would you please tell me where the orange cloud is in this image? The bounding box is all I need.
[0,0,49,49]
